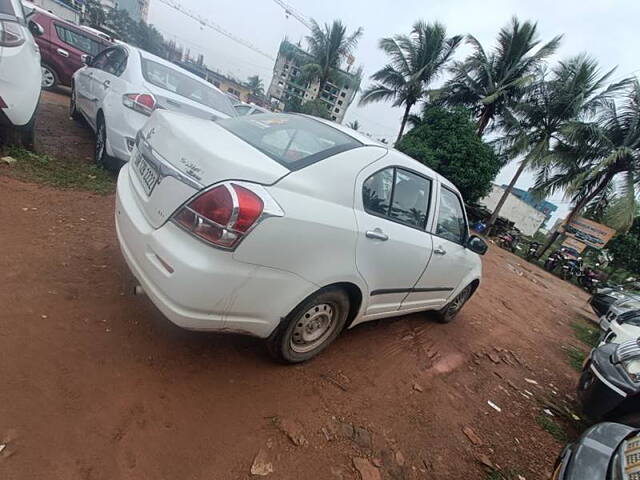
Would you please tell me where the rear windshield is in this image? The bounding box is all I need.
[217,114,362,170]
[0,0,15,15]
[140,57,235,117]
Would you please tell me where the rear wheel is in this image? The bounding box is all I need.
[267,288,349,363]
[0,116,36,150]
[41,65,58,90]
[436,284,473,324]
[95,116,109,168]
[613,412,640,428]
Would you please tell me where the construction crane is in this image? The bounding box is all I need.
[156,0,275,60]
[271,0,312,29]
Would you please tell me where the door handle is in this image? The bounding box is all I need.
[56,48,69,57]
[103,80,110,88]
[434,246,447,255]
[366,229,389,241]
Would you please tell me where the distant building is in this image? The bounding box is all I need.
[479,185,547,236]
[99,0,149,22]
[266,39,360,123]
[505,186,558,228]
[27,0,80,23]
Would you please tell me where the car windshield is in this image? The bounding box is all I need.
[140,57,235,117]
[217,114,362,170]
[0,0,15,15]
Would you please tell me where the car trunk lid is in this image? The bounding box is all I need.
[128,110,290,228]
[143,81,232,121]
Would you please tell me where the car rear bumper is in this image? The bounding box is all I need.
[105,106,147,163]
[115,164,314,338]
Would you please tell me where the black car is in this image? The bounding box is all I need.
[578,340,640,426]
[551,422,639,479]
[590,289,640,318]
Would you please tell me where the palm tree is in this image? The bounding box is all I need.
[443,17,562,136]
[359,21,462,143]
[536,80,640,254]
[485,55,628,233]
[246,75,265,97]
[303,20,363,100]
[346,120,360,130]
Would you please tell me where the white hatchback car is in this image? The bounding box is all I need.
[599,298,640,345]
[71,43,236,167]
[116,112,487,362]
[0,0,42,147]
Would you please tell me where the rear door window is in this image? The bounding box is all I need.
[54,24,105,56]
[218,114,362,170]
[436,187,468,244]
[102,48,127,76]
[363,167,432,230]
[0,0,15,15]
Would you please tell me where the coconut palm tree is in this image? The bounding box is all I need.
[346,120,360,130]
[359,21,462,143]
[485,55,629,233]
[246,75,265,97]
[536,80,640,254]
[302,19,363,100]
[443,17,562,136]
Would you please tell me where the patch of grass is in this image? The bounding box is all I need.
[1,146,115,194]
[485,470,526,480]
[571,320,600,348]
[536,414,568,442]
[565,346,587,372]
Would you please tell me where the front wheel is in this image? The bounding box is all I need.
[436,284,473,324]
[70,86,82,121]
[95,116,108,167]
[41,65,58,90]
[0,116,35,150]
[267,288,350,363]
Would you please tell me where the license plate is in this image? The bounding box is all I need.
[133,150,159,196]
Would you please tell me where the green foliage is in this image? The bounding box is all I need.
[607,218,640,275]
[3,146,115,194]
[565,346,586,372]
[346,120,360,130]
[105,9,166,57]
[395,107,501,202]
[536,415,568,442]
[246,75,265,97]
[571,320,600,348]
[283,97,330,120]
[360,21,462,141]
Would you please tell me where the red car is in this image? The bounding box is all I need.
[28,7,111,90]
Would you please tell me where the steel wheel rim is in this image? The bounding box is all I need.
[96,123,105,162]
[290,303,336,353]
[41,67,54,88]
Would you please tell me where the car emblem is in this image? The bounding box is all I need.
[180,158,203,181]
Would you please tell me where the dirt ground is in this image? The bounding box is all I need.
[0,91,597,480]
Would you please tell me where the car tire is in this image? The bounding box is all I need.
[267,288,350,364]
[614,412,640,428]
[436,284,473,324]
[95,115,112,169]
[70,86,82,122]
[41,64,58,90]
[0,116,36,150]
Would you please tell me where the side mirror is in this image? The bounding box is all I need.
[467,235,488,256]
[81,54,93,66]
[28,20,44,37]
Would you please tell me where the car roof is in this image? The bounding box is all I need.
[308,116,460,195]
[120,44,227,97]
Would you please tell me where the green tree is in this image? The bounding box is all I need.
[282,97,330,119]
[246,75,265,97]
[346,120,360,130]
[359,21,462,143]
[536,80,640,254]
[303,19,363,100]
[396,106,501,202]
[485,55,627,232]
[607,218,640,275]
[82,0,106,27]
[443,17,561,136]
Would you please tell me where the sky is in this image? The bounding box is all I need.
[148,0,640,221]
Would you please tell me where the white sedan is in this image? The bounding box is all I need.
[599,298,640,345]
[115,112,487,362]
[71,43,236,167]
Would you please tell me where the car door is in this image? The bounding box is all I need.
[354,163,436,319]
[93,47,127,110]
[83,48,116,127]
[50,22,103,86]
[401,184,474,311]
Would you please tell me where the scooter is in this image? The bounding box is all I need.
[498,232,520,253]
[544,248,567,272]
[579,265,601,293]
[526,241,541,260]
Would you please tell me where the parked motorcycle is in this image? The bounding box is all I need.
[498,231,520,253]
[544,248,567,272]
[579,264,601,293]
[560,256,583,281]
[526,241,541,260]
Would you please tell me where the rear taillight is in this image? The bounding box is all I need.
[123,93,157,116]
[0,20,25,47]
[172,182,282,249]
[0,96,7,109]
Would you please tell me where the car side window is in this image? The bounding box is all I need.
[103,48,127,76]
[436,187,467,244]
[363,167,431,229]
[363,168,393,217]
[390,169,430,228]
[54,24,104,56]
[90,49,112,70]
